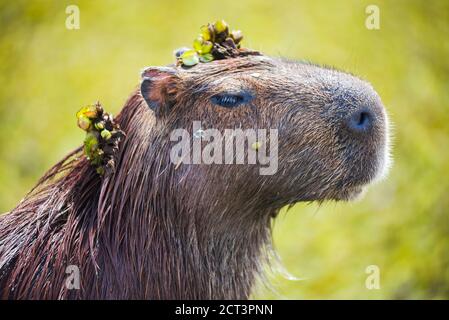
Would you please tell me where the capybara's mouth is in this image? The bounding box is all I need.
[330,143,391,202]
[335,146,391,202]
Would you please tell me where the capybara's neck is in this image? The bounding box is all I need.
[86,93,274,299]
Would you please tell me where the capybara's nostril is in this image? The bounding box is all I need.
[346,108,374,134]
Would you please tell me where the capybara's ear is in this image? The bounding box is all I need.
[140,66,179,116]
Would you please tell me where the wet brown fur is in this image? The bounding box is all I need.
[0,55,388,299]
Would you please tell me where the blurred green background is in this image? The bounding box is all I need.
[1,0,448,299]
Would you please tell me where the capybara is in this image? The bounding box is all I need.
[0,39,390,299]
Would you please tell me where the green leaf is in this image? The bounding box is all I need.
[180,50,199,66]
[84,132,98,160]
[230,30,243,44]
[101,129,112,140]
[214,20,229,35]
[200,24,213,41]
[77,115,91,131]
[199,53,214,63]
[201,41,213,54]
[193,37,203,52]
[94,121,105,130]
[76,105,98,119]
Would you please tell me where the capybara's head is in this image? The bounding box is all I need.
[139,54,390,214]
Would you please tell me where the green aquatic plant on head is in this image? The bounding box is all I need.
[176,20,246,67]
[76,102,125,175]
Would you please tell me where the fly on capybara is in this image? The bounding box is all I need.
[0,21,390,299]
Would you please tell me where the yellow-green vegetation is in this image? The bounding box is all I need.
[177,20,243,66]
[76,102,122,175]
[0,0,448,299]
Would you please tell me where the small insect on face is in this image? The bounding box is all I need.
[140,55,390,208]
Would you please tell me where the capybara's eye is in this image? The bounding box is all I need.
[210,92,253,108]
